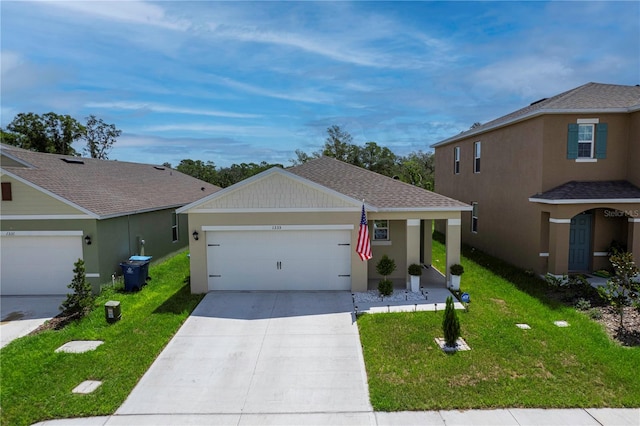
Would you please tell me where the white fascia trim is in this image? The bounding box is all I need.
[2,230,83,237]
[448,218,462,226]
[177,167,366,213]
[100,204,187,220]
[377,206,473,212]
[431,108,630,149]
[539,252,549,257]
[1,214,94,220]
[188,207,360,214]
[202,224,354,232]
[1,170,99,219]
[593,252,609,257]
[530,197,640,205]
[86,273,100,278]
[549,218,572,224]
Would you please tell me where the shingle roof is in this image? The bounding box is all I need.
[288,156,470,210]
[530,180,640,202]
[1,144,221,218]
[433,82,640,148]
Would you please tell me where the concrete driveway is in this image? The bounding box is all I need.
[1,296,65,349]
[116,291,373,422]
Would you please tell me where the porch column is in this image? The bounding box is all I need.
[548,218,571,275]
[407,219,421,287]
[422,219,433,266]
[445,218,461,287]
[628,218,640,266]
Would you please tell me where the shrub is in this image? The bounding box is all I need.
[376,254,397,277]
[598,251,639,330]
[60,259,95,318]
[408,263,422,276]
[442,295,461,348]
[588,308,603,320]
[450,264,464,276]
[575,298,591,311]
[378,279,394,297]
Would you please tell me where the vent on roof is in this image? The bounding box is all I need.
[529,98,548,106]
[154,166,165,170]
[61,158,84,164]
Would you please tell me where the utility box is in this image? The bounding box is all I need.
[105,301,121,323]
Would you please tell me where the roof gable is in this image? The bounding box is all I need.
[178,167,362,213]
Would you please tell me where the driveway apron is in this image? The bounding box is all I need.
[116,291,372,416]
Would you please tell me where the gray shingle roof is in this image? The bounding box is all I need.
[530,180,640,201]
[288,156,470,210]
[433,82,640,148]
[1,144,221,218]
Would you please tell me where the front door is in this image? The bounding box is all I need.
[569,213,592,271]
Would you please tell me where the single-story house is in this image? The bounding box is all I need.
[0,143,220,295]
[177,156,471,293]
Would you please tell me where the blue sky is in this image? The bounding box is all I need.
[1,1,638,168]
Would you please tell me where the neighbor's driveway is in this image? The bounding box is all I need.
[1,296,65,349]
[116,291,372,419]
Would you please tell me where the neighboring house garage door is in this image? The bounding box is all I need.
[1,232,83,295]
[206,227,352,291]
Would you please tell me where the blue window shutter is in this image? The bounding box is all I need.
[595,123,608,159]
[567,124,578,159]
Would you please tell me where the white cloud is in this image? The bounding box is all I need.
[210,75,335,105]
[85,101,261,119]
[39,0,190,31]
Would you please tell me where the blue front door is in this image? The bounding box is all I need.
[569,214,592,271]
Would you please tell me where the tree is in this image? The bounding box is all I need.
[360,141,397,175]
[60,259,94,319]
[176,159,218,184]
[598,252,640,330]
[376,254,396,296]
[442,295,461,348]
[83,115,122,159]
[322,125,360,164]
[289,148,319,166]
[4,112,84,155]
[397,151,435,190]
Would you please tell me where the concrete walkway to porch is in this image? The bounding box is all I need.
[358,266,465,313]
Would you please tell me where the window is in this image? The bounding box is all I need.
[1,182,12,201]
[471,202,478,233]
[373,220,389,240]
[453,146,460,174]
[567,121,607,160]
[577,124,594,158]
[171,212,178,242]
[473,141,481,173]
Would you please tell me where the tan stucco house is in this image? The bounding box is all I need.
[0,144,220,295]
[178,156,471,293]
[432,82,640,276]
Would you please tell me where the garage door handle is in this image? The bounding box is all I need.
[208,244,220,247]
[276,261,282,270]
[338,243,350,246]
[209,274,221,277]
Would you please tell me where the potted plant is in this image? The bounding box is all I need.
[450,263,464,291]
[377,254,396,297]
[408,263,422,292]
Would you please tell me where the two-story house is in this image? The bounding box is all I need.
[432,82,640,276]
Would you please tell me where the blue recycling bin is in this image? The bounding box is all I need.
[129,255,152,284]
[120,261,145,291]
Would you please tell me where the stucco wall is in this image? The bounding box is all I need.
[0,175,85,215]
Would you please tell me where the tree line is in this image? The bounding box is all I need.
[1,112,121,159]
[1,113,434,190]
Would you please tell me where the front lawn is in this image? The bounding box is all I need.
[358,238,640,411]
[0,250,203,426]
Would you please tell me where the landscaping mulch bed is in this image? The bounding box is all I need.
[29,312,81,334]
[596,306,640,347]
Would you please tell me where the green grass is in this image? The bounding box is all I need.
[358,237,640,411]
[0,250,204,426]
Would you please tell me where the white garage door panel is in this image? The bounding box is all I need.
[1,235,83,295]
[207,230,351,291]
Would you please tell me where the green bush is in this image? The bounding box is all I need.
[378,279,394,297]
[60,258,95,319]
[408,263,422,276]
[442,295,461,347]
[575,298,591,311]
[450,264,464,276]
[588,308,603,320]
[376,254,397,277]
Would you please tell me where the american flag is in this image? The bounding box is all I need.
[356,204,372,261]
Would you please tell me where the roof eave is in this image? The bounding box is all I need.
[529,197,640,205]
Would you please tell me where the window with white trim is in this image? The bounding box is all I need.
[373,220,389,240]
[471,202,478,233]
[171,212,178,242]
[453,146,460,174]
[577,124,594,158]
[473,141,481,173]
[567,120,607,160]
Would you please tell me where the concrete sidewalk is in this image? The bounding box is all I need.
[32,407,640,425]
